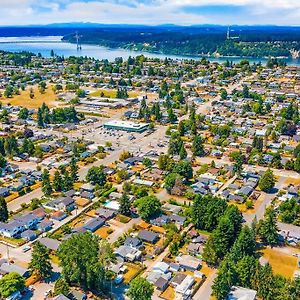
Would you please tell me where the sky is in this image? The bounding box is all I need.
[1,0,300,26]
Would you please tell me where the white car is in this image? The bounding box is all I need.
[22,246,31,253]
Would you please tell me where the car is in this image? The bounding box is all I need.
[114,274,124,285]
[22,246,31,253]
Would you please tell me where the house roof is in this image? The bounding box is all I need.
[227,286,257,300]
[39,237,61,251]
[138,230,159,243]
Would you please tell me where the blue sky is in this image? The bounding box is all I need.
[1,0,300,26]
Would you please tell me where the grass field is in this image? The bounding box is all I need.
[262,248,298,278]
[89,89,139,98]
[0,86,65,109]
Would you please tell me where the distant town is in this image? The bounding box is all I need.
[0,50,299,300]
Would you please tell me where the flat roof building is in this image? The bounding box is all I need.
[104,120,149,133]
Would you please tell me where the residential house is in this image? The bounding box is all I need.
[138,230,159,244]
[83,217,105,232]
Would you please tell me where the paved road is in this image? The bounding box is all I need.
[192,269,217,300]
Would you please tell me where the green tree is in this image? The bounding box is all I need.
[18,107,29,120]
[127,276,154,300]
[42,169,52,196]
[119,193,131,216]
[54,278,70,297]
[258,169,275,192]
[173,160,193,180]
[0,154,7,168]
[135,195,161,221]
[70,156,79,182]
[86,166,107,186]
[179,144,187,159]
[257,206,278,247]
[57,232,105,290]
[29,241,53,279]
[0,196,8,222]
[0,272,25,298]
[192,135,205,157]
[53,170,64,192]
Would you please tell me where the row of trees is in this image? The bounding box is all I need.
[212,222,299,300]
[37,103,82,128]
[42,157,78,195]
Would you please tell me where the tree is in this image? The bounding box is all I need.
[29,241,53,279]
[42,169,52,196]
[86,166,106,186]
[192,135,205,157]
[259,169,275,192]
[98,239,116,267]
[57,232,105,290]
[127,276,154,300]
[119,193,131,216]
[173,160,193,180]
[179,144,187,159]
[0,272,25,298]
[70,156,79,182]
[0,196,8,222]
[257,206,279,247]
[135,195,161,221]
[192,195,227,231]
[18,107,29,120]
[54,278,70,297]
[53,170,64,192]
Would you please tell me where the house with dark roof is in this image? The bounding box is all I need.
[95,208,116,220]
[83,217,105,232]
[14,213,40,229]
[138,230,159,244]
[37,218,53,232]
[0,221,25,238]
[124,237,143,249]
[21,229,37,241]
[39,237,61,251]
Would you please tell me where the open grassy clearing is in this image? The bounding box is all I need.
[0,86,65,109]
[262,248,298,278]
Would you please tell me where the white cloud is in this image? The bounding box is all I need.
[0,0,299,25]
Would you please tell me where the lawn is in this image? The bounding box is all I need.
[123,263,143,284]
[95,226,112,239]
[1,85,65,109]
[89,89,139,98]
[262,248,298,278]
[160,286,175,300]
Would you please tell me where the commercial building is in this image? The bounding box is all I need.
[104,120,149,133]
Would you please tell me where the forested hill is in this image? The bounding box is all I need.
[62,25,300,58]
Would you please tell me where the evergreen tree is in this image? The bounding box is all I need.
[53,170,64,192]
[179,144,187,159]
[70,157,79,182]
[192,135,204,157]
[119,193,131,216]
[29,241,53,279]
[257,206,279,247]
[42,169,52,196]
[258,169,275,192]
[0,197,8,222]
[54,278,70,297]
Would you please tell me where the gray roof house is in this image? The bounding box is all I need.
[39,237,61,251]
[0,221,25,238]
[138,230,159,244]
[83,217,105,232]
